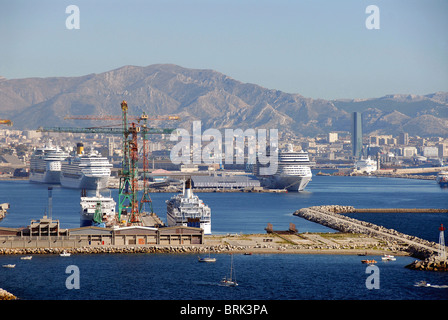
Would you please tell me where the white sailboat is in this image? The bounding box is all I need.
[220,254,238,287]
[198,248,216,262]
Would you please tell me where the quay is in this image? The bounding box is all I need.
[1,205,446,271]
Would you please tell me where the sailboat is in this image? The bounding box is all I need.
[198,248,216,262]
[220,254,238,287]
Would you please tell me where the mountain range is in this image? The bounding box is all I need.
[0,64,447,137]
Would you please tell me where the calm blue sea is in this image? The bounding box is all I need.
[0,174,447,302]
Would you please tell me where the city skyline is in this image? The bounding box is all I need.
[1,0,447,100]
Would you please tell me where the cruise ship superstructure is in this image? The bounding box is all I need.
[29,143,69,184]
[255,144,313,192]
[60,143,112,190]
[166,179,211,234]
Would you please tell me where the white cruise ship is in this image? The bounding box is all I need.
[255,144,313,192]
[29,143,69,183]
[60,144,112,190]
[354,157,378,174]
[80,189,116,227]
[166,179,211,234]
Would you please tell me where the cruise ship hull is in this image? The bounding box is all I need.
[61,175,109,190]
[29,171,61,184]
[261,175,312,192]
[166,213,212,235]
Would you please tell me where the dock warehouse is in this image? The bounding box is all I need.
[191,174,260,189]
[0,224,203,248]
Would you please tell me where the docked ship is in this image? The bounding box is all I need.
[354,157,378,174]
[166,179,211,234]
[436,170,448,188]
[80,189,116,227]
[60,143,112,190]
[29,143,69,183]
[255,144,313,192]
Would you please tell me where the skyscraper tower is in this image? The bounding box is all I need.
[351,112,363,159]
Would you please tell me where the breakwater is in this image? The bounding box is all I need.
[0,288,17,300]
[294,205,440,260]
[0,245,241,255]
[355,208,448,213]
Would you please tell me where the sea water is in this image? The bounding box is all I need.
[0,174,447,300]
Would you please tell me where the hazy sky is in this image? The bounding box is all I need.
[0,0,447,100]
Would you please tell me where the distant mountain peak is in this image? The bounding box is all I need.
[0,64,446,137]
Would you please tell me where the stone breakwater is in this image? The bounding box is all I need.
[0,288,17,300]
[406,255,448,272]
[0,245,252,255]
[294,205,439,260]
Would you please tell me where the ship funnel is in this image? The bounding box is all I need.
[76,143,84,155]
[185,178,193,198]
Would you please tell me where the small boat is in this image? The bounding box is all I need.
[198,248,216,262]
[60,250,71,257]
[361,259,377,264]
[244,252,252,255]
[220,254,238,287]
[415,280,431,287]
[198,257,216,263]
[21,256,32,260]
[2,264,15,268]
[382,254,396,261]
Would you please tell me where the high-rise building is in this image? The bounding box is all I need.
[328,132,338,143]
[398,132,409,145]
[351,112,362,159]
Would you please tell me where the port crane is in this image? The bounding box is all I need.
[37,101,179,226]
[64,115,180,121]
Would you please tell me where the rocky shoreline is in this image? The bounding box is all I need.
[0,288,17,300]
[405,256,448,272]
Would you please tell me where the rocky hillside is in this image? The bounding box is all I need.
[0,64,446,137]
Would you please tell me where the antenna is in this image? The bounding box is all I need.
[48,187,53,220]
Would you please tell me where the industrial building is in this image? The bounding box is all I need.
[0,215,203,248]
[191,173,260,189]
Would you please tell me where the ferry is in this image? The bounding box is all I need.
[354,156,377,174]
[29,143,68,184]
[60,143,112,190]
[80,189,116,228]
[436,170,448,188]
[166,179,211,234]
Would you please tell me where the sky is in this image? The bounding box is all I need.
[0,0,447,100]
